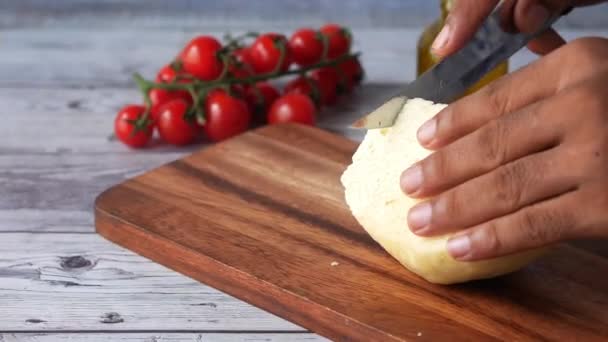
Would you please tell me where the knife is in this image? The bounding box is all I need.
[351,2,566,130]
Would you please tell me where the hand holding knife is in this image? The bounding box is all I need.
[351,1,568,130]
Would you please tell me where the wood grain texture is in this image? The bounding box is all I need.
[0,333,324,342]
[0,233,301,331]
[96,123,608,342]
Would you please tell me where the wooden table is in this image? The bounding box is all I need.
[1,1,607,340]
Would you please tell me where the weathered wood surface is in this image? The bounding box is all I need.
[0,233,302,331]
[0,84,398,234]
[3,29,608,88]
[1,0,606,30]
[0,19,606,340]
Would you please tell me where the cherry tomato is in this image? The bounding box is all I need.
[154,63,193,106]
[156,98,200,146]
[249,33,291,74]
[114,105,153,148]
[156,64,178,83]
[268,93,316,126]
[233,47,254,66]
[283,76,319,106]
[148,88,191,122]
[204,91,251,142]
[179,36,224,81]
[289,28,323,66]
[338,56,364,91]
[310,67,339,105]
[229,47,255,79]
[320,24,351,59]
[244,82,280,116]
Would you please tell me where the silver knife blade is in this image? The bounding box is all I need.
[351,2,561,129]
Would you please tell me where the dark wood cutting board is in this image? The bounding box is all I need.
[95,123,608,341]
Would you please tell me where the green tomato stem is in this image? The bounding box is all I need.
[133,52,360,97]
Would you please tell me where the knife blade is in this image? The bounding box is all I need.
[351,2,563,130]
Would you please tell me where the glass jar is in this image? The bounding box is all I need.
[416,0,508,97]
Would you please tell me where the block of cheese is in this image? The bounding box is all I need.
[341,98,544,284]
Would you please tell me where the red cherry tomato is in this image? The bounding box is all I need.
[156,99,200,146]
[230,48,255,79]
[268,93,316,126]
[233,47,254,66]
[204,91,251,142]
[310,67,339,105]
[289,28,323,67]
[156,64,178,83]
[148,88,191,122]
[245,82,280,116]
[179,36,224,81]
[114,105,153,148]
[249,33,291,74]
[338,56,364,91]
[154,63,193,107]
[283,77,319,106]
[320,24,351,59]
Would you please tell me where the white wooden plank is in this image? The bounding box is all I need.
[1,28,605,87]
[0,28,417,87]
[0,84,392,233]
[0,85,378,153]
[1,0,605,30]
[0,233,303,331]
[0,333,325,342]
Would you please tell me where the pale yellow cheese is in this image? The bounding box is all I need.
[341,98,543,284]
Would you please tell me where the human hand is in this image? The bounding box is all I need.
[432,0,607,57]
[400,37,608,261]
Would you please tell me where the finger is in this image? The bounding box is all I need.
[511,0,566,55]
[513,0,552,33]
[408,148,578,236]
[446,189,583,261]
[431,0,499,57]
[402,97,564,197]
[526,29,566,55]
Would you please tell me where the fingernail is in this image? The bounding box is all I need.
[447,235,472,259]
[527,4,550,31]
[431,21,451,52]
[400,164,423,194]
[408,202,432,231]
[417,118,437,145]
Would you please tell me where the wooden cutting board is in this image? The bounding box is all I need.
[95,123,608,341]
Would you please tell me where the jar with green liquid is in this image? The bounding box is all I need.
[417,0,508,96]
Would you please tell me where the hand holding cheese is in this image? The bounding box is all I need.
[401,37,608,262]
[342,99,545,284]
